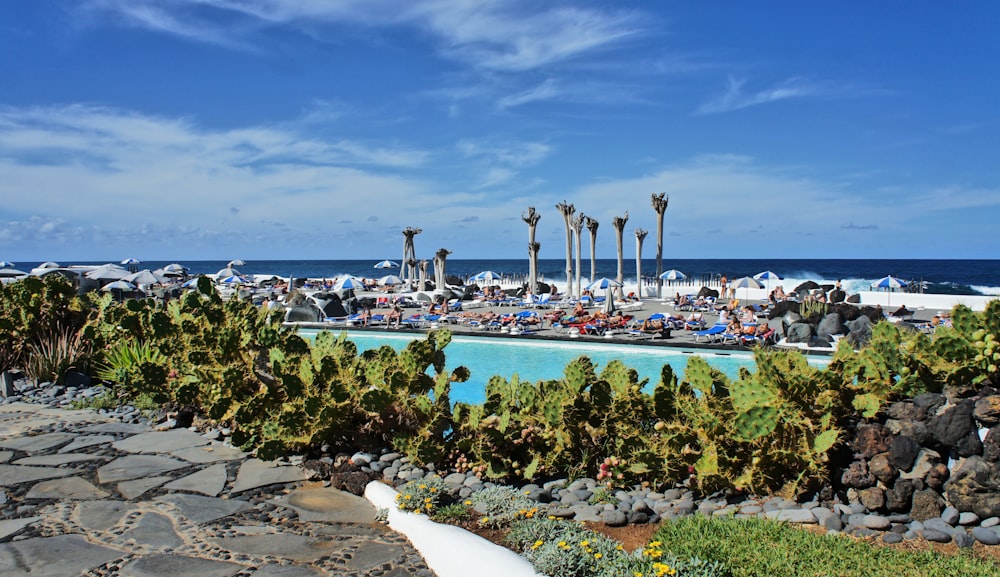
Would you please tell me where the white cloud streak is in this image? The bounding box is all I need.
[81,0,643,72]
[696,76,822,115]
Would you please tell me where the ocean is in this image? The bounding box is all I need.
[36,258,1000,297]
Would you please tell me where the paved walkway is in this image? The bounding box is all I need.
[0,403,435,577]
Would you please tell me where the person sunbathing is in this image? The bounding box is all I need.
[642,318,665,332]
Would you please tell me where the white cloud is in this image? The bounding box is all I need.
[695,76,822,115]
[81,0,643,72]
[497,79,560,109]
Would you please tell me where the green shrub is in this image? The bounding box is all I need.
[25,325,90,384]
[395,476,449,515]
[470,485,539,528]
[652,515,999,577]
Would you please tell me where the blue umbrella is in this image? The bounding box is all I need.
[0,261,15,268]
[220,275,250,285]
[586,277,623,291]
[872,275,909,305]
[336,277,366,290]
[471,270,502,283]
[659,269,686,281]
[374,260,399,269]
[753,270,782,293]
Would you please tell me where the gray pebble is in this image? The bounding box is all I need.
[941,506,960,525]
[972,526,1000,545]
[922,528,952,543]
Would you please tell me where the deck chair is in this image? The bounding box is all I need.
[693,324,727,343]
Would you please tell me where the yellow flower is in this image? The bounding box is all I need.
[430,487,438,493]
[531,540,544,550]
[424,497,432,503]
[464,500,472,506]
[419,484,427,489]
[403,494,412,500]
[594,553,602,559]
[649,540,662,547]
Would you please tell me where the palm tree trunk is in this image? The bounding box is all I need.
[635,228,647,299]
[557,202,575,299]
[651,193,669,298]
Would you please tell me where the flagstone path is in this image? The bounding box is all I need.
[0,403,436,577]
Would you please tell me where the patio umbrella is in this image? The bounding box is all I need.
[336,277,366,291]
[0,268,27,278]
[730,276,763,302]
[377,274,403,287]
[216,267,241,278]
[872,275,909,305]
[125,269,166,285]
[228,259,246,267]
[586,277,623,314]
[471,270,502,284]
[753,270,782,293]
[38,262,60,269]
[659,269,686,287]
[374,260,399,269]
[0,261,14,268]
[120,257,141,273]
[181,277,203,288]
[220,275,250,285]
[85,265,130,281]
[163,263,187,273]
[102,280,136,291]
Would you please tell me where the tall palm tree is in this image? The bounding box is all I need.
[612,212,629,296]
[585,216,599,283]
[556,201,576,298]
[635,228,648,300]
[522,207,541,295]
[651,193,669,298]
[572,213,586,299]
[402,227,422,287]
[433,248,451,292]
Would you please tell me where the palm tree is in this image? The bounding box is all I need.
[522,207,541,295]
[635,228,648,300]
[556,201,576,299]
[433,248,452,292]
[402,227,422,287]
[651,193,669,298]
[572,213,586,299]
[585,216,599,283]
[612,212,629,292]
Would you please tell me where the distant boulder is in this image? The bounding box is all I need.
[786,322,814,343]
[698,286,719,299]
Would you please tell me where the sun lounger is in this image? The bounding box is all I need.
[693,324,726,343]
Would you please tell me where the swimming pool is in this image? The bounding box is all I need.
[300,330,830,406]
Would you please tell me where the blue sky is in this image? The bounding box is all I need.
[1,1,998,261]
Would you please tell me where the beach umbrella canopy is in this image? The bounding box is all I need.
[586,277,623,291]
[85,265,130,280]
[228,259,246,267]
[181,277,203,288]
[872,275,909,305]
[216,267,241,277]
[377,274,403,286]
[730,276,763,301]
[125,269,166,285]
[102,280,136,291]
[754,270,782,293]
[471,270,502,283]
[336,276,366,290]
[373,260,399,269]
[659,269,686,281]
[0,261,14,268]
[0,268,27,278]
[220,275,250,285]
[120,257,141,265]
[163,263,187,273]
[38,262,61,269]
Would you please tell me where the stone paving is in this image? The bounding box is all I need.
[0,403,436,577]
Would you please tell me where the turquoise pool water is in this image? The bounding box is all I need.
[301,330,830,406]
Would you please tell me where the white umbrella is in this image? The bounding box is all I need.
[86,265,130,281]
[872,275,909,305]
[216,267,241,278]
[125,269,166,285]
[163,263,187,273]
[377,274,403,286]
[102,280,136,291]
[730,276,763,302]
[0,261,14,268]
[181,277,203,288]
[228,259,246,267]
[659,269,686,281]
[0,268,27,278]
[38,262,60,269]
[753,270,782,293]
[374,260,399,269]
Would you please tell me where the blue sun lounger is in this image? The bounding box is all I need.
[693,324,727,343]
